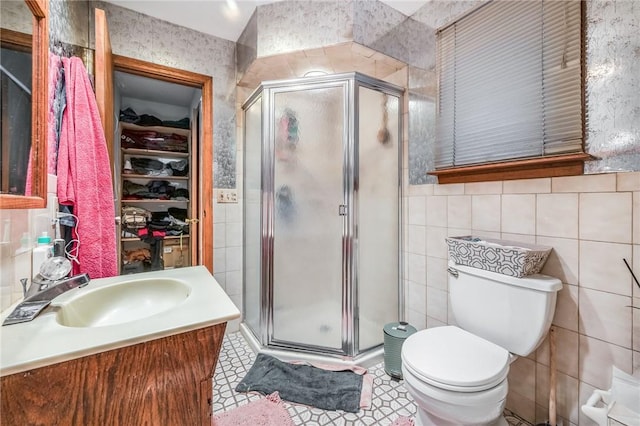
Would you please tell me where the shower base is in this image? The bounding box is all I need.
[239,323,383,369]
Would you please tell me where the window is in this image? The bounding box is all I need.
[431,0,587,184]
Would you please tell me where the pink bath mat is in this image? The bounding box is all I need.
[213,392,295,426]
[390,416,415,426]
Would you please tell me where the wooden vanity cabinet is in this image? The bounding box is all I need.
[0,323,226,425]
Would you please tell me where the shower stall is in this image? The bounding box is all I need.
[242,72,403,362]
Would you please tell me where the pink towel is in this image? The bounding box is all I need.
[57,56,117,279]
[390,416,415,426]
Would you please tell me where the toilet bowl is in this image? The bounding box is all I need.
[401,262,562,426]
[402,326,510,426]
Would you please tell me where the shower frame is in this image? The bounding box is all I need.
[242,72,404,361]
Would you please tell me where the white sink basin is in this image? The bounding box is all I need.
[1,266,241,377]
[56,278,191,327]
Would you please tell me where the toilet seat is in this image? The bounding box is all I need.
[401,326,510,392]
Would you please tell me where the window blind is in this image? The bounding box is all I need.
[435,0,583,169]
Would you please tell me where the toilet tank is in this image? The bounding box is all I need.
[448,261,562,356]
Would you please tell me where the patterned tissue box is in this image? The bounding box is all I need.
[446,236,552,277]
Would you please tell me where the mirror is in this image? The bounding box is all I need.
[0,0,47,209]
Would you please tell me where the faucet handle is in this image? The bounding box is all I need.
[20,278,28,297]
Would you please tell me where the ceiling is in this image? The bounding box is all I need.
[110,0,428,106]
[103,0,428,42]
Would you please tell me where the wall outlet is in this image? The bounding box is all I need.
[217,189,238,203]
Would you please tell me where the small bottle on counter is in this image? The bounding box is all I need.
[32,232,53,278]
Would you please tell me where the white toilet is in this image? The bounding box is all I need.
[401,261,562,426]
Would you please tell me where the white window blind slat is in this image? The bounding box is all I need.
[436,0,583,168]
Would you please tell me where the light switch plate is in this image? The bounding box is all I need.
[217,189,238,203]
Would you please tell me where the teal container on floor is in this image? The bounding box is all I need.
[383,322,417,379]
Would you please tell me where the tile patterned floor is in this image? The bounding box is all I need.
[214,332,532,426]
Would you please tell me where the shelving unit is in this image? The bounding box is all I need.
[117,121,193,274]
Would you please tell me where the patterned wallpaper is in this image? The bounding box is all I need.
[236,11,258,84]
[245,1,431,71]
[408,67,437,185]
[92,1,238,188]
[25,0,640,187]
[255,0,352,58]
[49,0,90,53]
[585,0,640,173]
[43,1,238,187]
[353,0,434,71]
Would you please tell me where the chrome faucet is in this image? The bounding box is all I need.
[2,273,90,326]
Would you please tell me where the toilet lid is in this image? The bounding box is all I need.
[401,326,510,392]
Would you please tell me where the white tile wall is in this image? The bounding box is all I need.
[426,226,448,259]
[447,195,471,229]
[579,193,633,243]
[535,365,580,425]
[426,195,447,227]
[634,245,640,299]
[213,223,226,248]
[501,232,536,245]
[214,195,244,333]
[407,281,426,315]
[617,172,640,192]
[471,195,501,232]
[579,287,632,348]
[464,181,503,195]
[633,297,640,352]
[536,194,579,239]
[537,236,579,285]
[226,222,243,247]
[433,183,464,196]
[509,357,537,401]
[213,247,226,274]
[579,240,633,296]
[536,326,580,378]
[503,178,551,194]
[550,283,579,332]
[552,174,617,193]
[407,252,426,285]
[225,246,242,274]
[407,225,426,255]
[0,174,57,312]
[425,287,447,323]
[634,193,640,244]
[408,196,426,226]
[579,334,633,390]
[501,194,536,235]
[426,256,448,291]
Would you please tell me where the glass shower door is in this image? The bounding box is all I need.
[270,84,346,350]
[357,86,400,351]
[243,95,263,337]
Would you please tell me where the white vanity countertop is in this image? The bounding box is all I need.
[0,266,240,376]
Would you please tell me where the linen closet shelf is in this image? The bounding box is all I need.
[117,120,193,274]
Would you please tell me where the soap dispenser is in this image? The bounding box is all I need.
[32,232,52,279]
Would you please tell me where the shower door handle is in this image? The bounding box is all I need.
[338,205,347,216]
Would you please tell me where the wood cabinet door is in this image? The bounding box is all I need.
[94,7,114,180]
[92,10,214,274]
